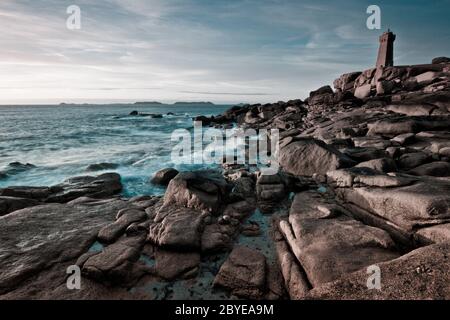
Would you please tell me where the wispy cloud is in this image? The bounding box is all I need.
[0,0,448,104]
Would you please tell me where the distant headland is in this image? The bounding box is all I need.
[58,101,216,106]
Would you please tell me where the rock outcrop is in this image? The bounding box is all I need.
[1,56,450,300]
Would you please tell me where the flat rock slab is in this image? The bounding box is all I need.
[306,242,450,299]
[338,178,450,231]
[214,246,267,299]
[0,199,128,294]
[280,192,399,287]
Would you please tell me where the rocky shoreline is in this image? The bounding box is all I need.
[1,57,450,300]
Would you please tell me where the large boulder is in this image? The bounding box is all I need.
[279,138,355,176]
[163,170,231,213]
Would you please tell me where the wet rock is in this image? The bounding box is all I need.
[150,168,179,185]
[129,110,139,116]
[0,196,40,216]
[154,249,200,280]
[214,246,267,299]
[4,162,36,175]
[47,173,122,203]
[0,186,61,201]
[279,138,355,176]
[85,163,119,171]
[0,199,128,294]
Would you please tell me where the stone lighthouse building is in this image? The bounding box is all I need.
[376,30,396,68]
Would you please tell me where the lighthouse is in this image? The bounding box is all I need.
[376,29,396,68]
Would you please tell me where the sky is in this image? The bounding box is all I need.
[0,0,449,105]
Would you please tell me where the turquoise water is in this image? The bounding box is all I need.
[0,104,230,197]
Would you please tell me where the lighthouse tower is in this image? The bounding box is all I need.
[376,30,396,68]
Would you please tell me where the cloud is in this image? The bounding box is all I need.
[0,0,449,104]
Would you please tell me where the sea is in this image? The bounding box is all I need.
[0,104,231,197]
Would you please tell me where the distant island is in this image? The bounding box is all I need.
[173,102,215,105]
[58,101,217,106]
[134,101,163,105]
